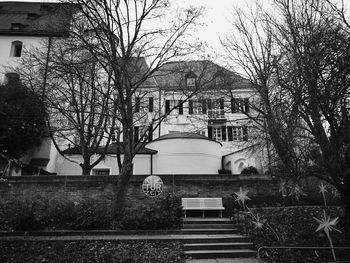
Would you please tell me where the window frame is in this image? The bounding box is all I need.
[212,127,223,141]
[10,41,23,57]
[186,77,196,87]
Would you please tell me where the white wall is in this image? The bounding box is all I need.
[55,154,152,175]
[0,35,48,82]
[223,149,266,174]
[147,138,222,174]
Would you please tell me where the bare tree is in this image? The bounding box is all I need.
[19,36,117,175]
[223,0,350,222]
[274,0,350,221]
[59,0,203,213]
[222,3,305,176]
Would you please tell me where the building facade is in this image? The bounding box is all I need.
[0,2,266,176]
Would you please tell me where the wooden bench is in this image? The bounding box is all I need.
[181,198,225,218]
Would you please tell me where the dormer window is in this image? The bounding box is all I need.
[10,41,23,57]
[214,70,225,85]
[11,23,25,31]
[186,77,196,87]
[215,76,224,85]
[185,71,197,87]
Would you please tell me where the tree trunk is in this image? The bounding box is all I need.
[113,153,133,217]
[81,161,91,175]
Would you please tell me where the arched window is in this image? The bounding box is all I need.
[10,41,23,57]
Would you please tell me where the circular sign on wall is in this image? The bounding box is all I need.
[142,175,163,197]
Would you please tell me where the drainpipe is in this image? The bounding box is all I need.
[221,155,224,172]
[42,36,52,100]
[158,85,161,137]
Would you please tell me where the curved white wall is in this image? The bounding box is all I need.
[147,138,222,174]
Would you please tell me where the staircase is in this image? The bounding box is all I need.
[182,217,256,259]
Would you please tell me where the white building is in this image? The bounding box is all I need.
[57,60,267,175]
[0,2,266,176]
[0,2,73,174]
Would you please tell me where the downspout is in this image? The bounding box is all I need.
[42,36,52,100]
[158,85,161,137]
[221,155,224,172]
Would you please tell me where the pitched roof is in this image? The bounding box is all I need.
[150,132,222,145]
[62,142,157,155]
[121,57,157,87]
[153,60,251,90]
[0,2,75,36]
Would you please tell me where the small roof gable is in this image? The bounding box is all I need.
[0,2,75,36]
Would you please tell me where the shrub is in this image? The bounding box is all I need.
[240,166,259,175]
[0,190,182,231]
[240,206,350,262]
[118,194,183,230]
[218,169,232,174]
[0,190,113,231]
[0,240,186,263]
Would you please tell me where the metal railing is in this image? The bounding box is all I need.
[207,109,225,119]
[257,246,350,263]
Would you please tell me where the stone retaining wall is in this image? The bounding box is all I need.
[0,174,279,200]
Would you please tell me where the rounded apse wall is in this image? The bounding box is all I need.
[146,133,222,174]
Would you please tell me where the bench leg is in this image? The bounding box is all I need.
[220,210,222,218]
[184,210,186,218]
[202,210,205,218]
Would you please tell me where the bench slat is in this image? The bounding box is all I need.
[181,197,225,218]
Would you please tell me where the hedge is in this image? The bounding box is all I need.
[0,240,186,263]
[0,189,182,231]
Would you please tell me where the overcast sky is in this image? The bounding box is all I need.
[5,0,349,71]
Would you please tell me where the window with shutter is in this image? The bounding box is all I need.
[231,98,236,113]
[189,100,194,114]
[227,126,233,141]
[135,97,140,112]
[221,126,226,141]
[134,126,139,142]
[208,126,212,139]
[243,126,248,141]
[220,98,224,110]
[148,125,153,141]
[148,97,154,112]
[202,99,207,114]
[178,100,183,115]
[165,100,170,113]
[244,98,249,113]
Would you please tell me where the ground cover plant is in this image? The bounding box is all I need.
[0,188,182,231]
[0,240,185,263]
[232,184,350,263]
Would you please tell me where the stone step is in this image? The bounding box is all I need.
[183,217,232,224]
[184,249,256,259]
[179,229,235,235]
[184,242,254,251]
[182,235,250,244]
[182,223,238,230]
